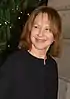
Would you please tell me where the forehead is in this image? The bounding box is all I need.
[34,12,50,25]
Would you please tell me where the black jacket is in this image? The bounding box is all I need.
[0,49,58,99]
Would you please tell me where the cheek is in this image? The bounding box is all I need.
[31,28,39,36]
[48,34,54,43]
[30,31,35,37]
[30,31,34,39]
[30,31,35,41]
[51,35,54,41]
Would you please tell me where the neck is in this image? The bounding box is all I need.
[28,48,47,59]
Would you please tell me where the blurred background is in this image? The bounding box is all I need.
[0,0,48,65]
[48,0,70,99]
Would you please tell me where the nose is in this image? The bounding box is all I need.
[38,29,43,37]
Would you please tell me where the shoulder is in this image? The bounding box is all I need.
[0,49,27,79]
[47,55,58,75]
[1,49,27,70]
[5,49,26,62]
[48,55,57,67]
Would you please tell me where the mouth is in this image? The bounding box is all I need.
[35,38,46,42]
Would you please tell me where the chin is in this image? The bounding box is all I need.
[34,45,47,51]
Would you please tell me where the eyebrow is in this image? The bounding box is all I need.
[33,20,51,28]
[33,23,40,27]
[34,22,50,26]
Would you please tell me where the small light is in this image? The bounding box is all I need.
[27,13,30,16]
[16,6,19,10]
[12,9,14,11]
[10,26,12,28]
[0,23,2,26]
[18,45,21,49]
[8,45,10,48]
[5,22,7,25]
[39,0,41,1]
[18,17,20,19]
[7,21,10,24]
[20,11,22,13]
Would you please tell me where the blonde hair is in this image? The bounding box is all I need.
[18,6,62,57]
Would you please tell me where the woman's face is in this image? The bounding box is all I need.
[30,13,54,52]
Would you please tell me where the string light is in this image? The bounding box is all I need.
[20,11,22,13]
[12,9,14,11]
[5,22,7,25]
[27,13,30,16]
[16,6,19,10]
[7,21,10,24]
[10,26,12,29]
[0,0,48,52]
[8,45,10,48]
[39,0,41,1]
[18,17,21,19]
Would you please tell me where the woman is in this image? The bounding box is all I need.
[0,6,62,99]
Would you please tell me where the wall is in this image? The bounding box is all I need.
[56,39,70,80]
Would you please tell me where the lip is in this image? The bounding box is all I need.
[35,38,46,42]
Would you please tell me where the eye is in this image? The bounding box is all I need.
[45,28,52,32]
[34,25,38,28]
[45,28,49,30]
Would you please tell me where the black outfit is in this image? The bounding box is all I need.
[0,49,58,99]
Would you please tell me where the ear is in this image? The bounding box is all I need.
[53,38,55,43]
[51,39,55,44]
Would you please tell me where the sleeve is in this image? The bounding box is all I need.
[0,55,16,99]
[50,61,58,99]
[44,57,58,99]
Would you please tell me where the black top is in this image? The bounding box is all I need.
[0,49,58,99]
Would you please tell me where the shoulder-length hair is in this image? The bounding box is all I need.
[18,6,62,57]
